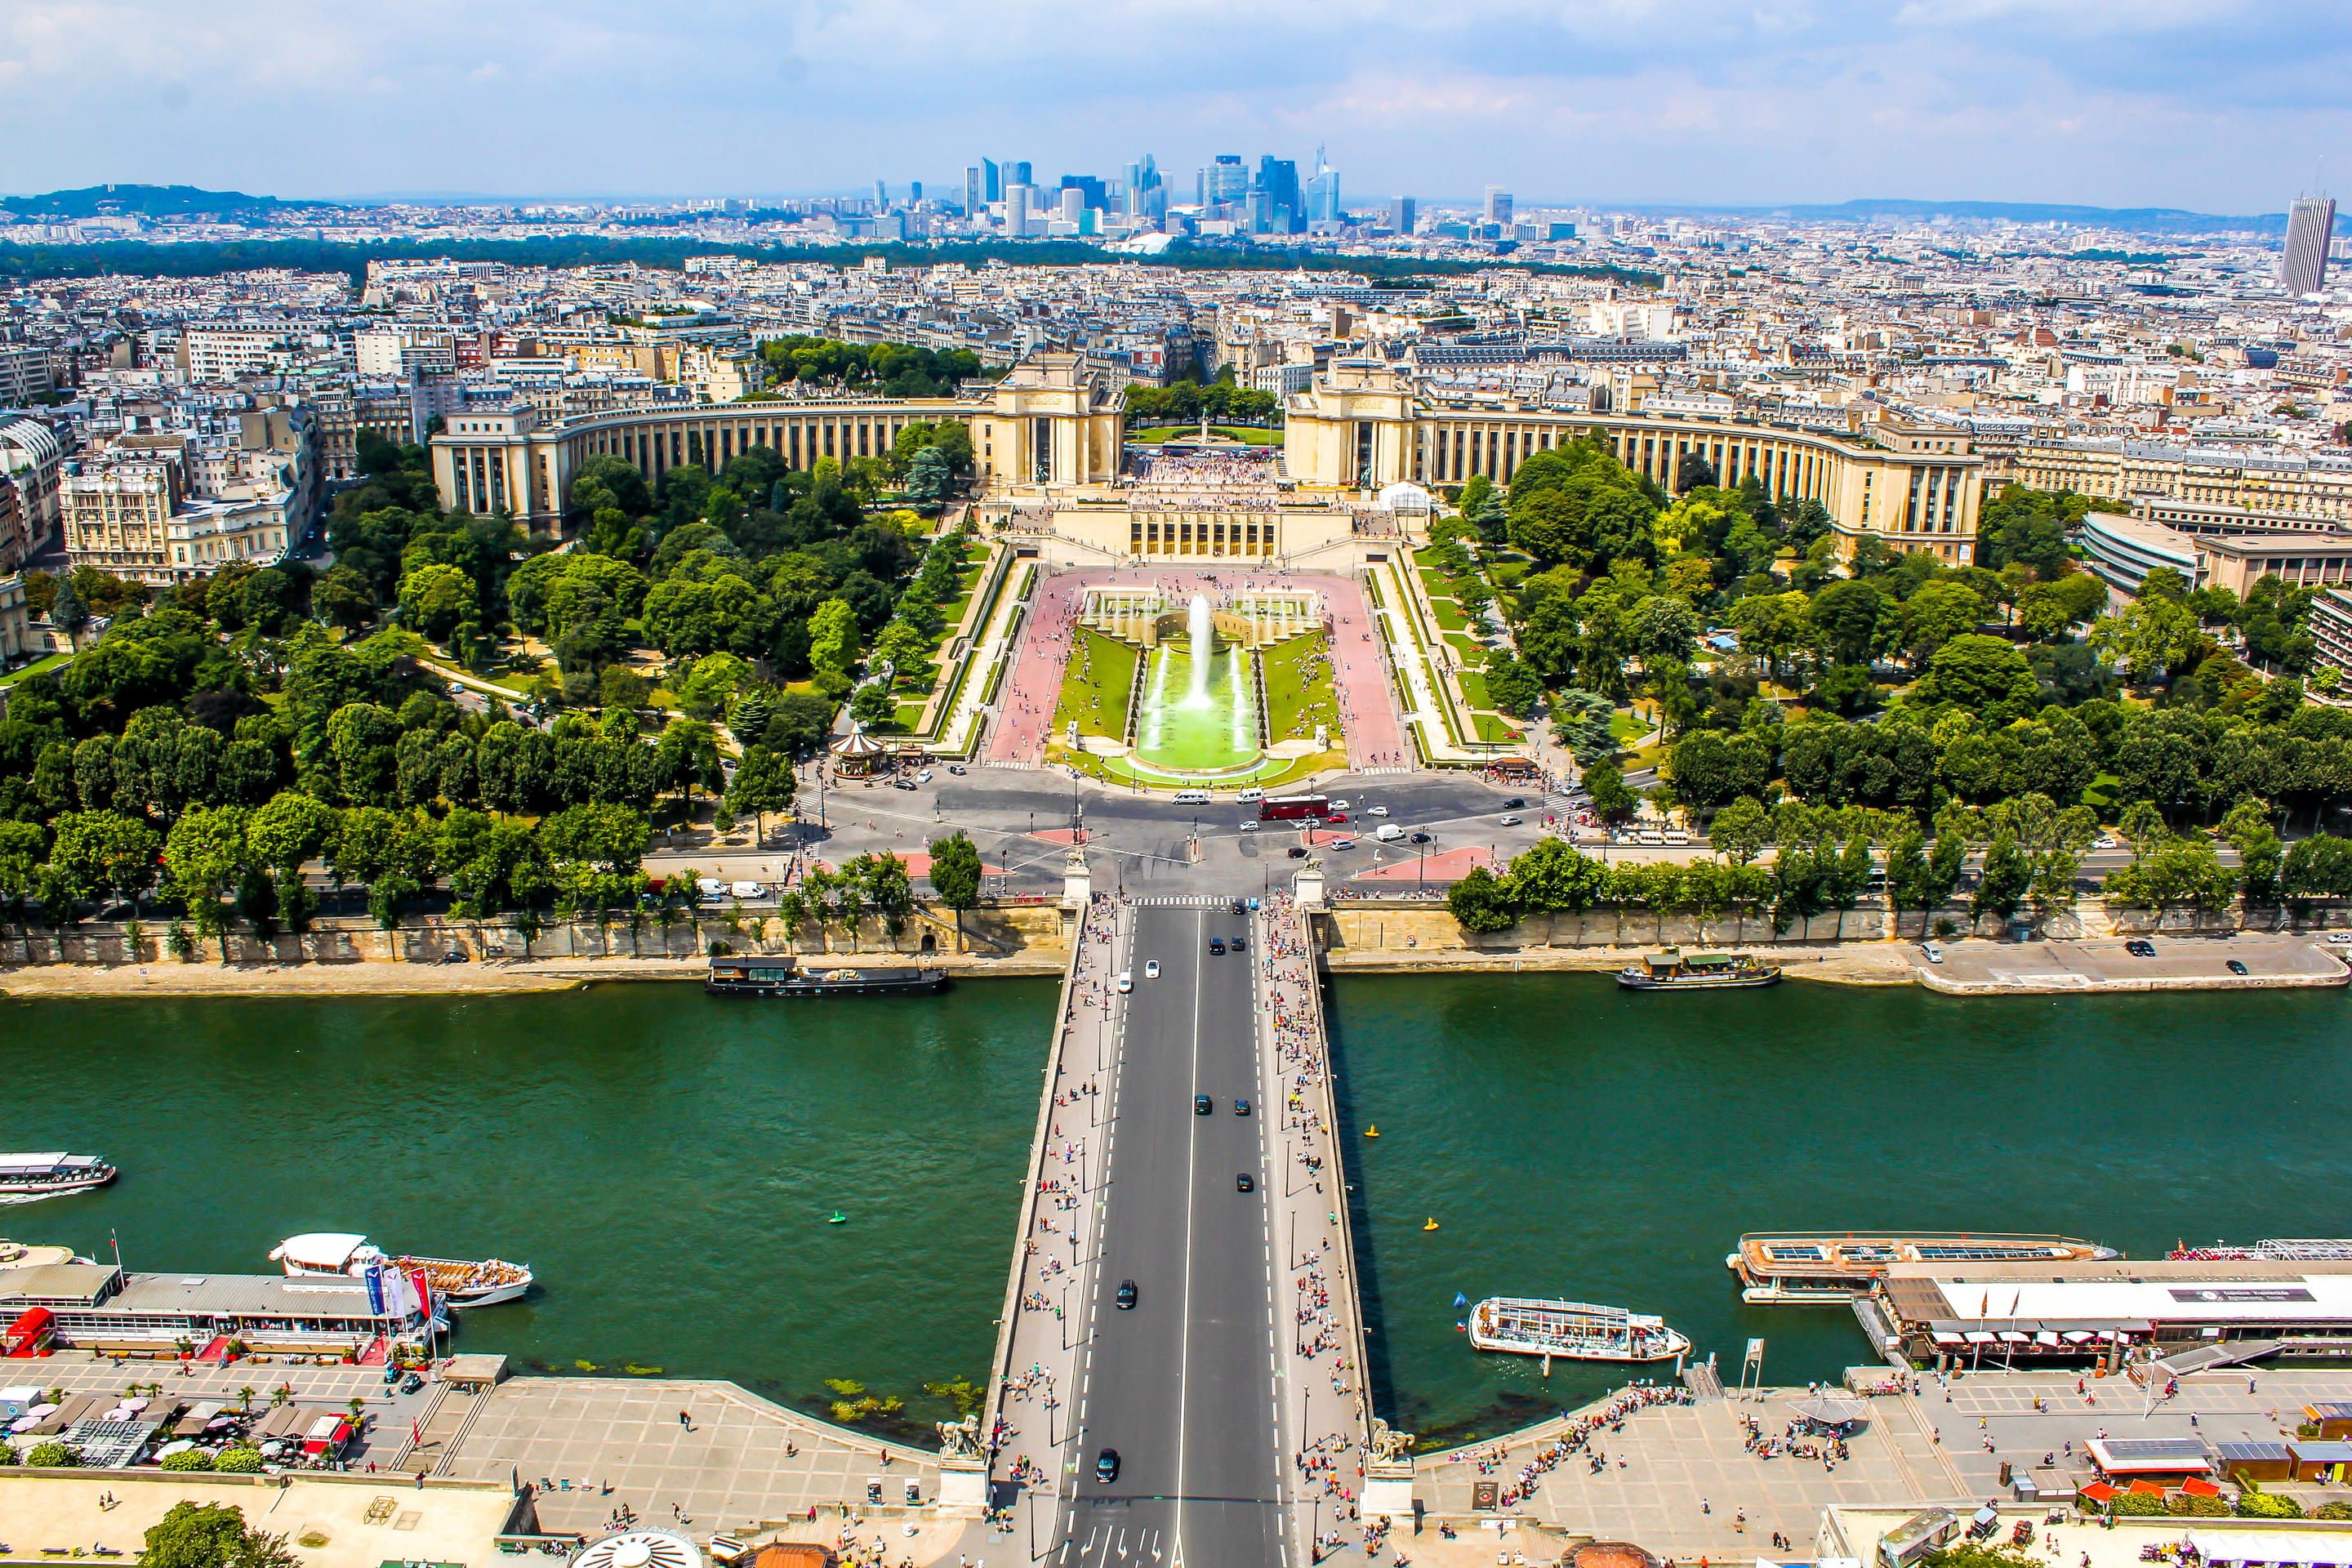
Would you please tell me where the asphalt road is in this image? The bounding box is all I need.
[1063,905,1287,1568]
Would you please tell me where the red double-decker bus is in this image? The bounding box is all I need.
[1258,795,1330,822]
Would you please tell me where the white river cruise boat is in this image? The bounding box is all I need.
[1468,1297,1691,1362]
[270,1232,534,1307]
[0,1152,117,1204]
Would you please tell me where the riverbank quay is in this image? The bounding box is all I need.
[978,889,1118,1553]
[1318,939,1915,985]
[0,947,1062,999]
[11,1352,989,1566]
[1917,933,2349,996]
[1260,890,1387,1566]
[1387,1363,2352,1565]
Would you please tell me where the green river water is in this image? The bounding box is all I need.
[5,975,2349,1447]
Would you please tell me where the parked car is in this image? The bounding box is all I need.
[1116,970,1133,993]
[1919,942,1944,964]
[2127,938,2157,957]
[401,1373,424,1394]
[2226,959,2249,975]
[2329,931,2352,946]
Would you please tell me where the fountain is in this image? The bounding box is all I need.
[1185,594,1214,707]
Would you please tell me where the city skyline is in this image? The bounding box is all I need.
[0,0,2345,212]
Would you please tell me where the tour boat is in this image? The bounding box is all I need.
[1726,1231,2121,1305]
[704,958,950,996]
[0,1152,117,1204]
[1615,950,1781,990]
[270,1232,534,1307]
[1467,1297,1690,1362]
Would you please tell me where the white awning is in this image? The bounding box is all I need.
[1964,1331,1997,1344]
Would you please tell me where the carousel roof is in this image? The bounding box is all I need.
[831,727,888,756]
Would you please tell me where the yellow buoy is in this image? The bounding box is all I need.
[1365,1126,1380,1138]
[1423,1218,1439,1231]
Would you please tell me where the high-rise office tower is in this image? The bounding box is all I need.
[1258,156,1302,232]
[910,180,922,204]
[875,179,889,207]
[1059,187,1085,225]
[1004,184,1034,236]
[1059,175,1107,211]
[1306,167,1341,224]
[1200,154,1247,210]
[1484,185,1513,226]
[1391,196,1416,234]
[1008,161,1033,189]
[964,167,982,215]
[2282,194,2336,294]
[982,158,1001,204]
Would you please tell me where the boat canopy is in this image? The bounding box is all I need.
[270,1233,377,1271]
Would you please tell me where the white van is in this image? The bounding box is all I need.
[1237,786,1267,804]
[1174,790,1211,805]
[1373,823,1406,843]
[728,881,764,898]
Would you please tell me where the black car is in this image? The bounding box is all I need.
[1208,937,1225,955]
[1195,1095,1213,1116]
[1231,934,1247,953]
[440,950,469,964]
[2226,959,2248,975]
[401,1373,424,1394]
[1234,1096,1251,1116]
[892,778,918,791]
[1502,796,1526,809]
[1229,900,1245,915]
[1116,1279,1138,1310]
[1408,832,1432,844]
[2127,938,2157,957]
[1236,1172,1255,1192]
[1286,846,1308,858]
[1096,1448,1120,1484]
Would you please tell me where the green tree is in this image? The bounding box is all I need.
[1446,863,1518,934]
[2221,800,2284,906]
[1826,829,1874,939]
[1708,796,1770,866]
[165,805,251,962]
[808,598,862,676]
[926,830,983,951]
[396,562,478,646]
[1582,760,1637,822]
[1913,634,2039,721]
[246,791,338,933]
[48,809,163,915]
[137,1501,299,1568]
[1971,832,2033,931]
[725,746,797,840]
[849,681,898,728]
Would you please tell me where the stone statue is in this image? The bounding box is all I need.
[936,1412,984,1459]
[1368,1418,1416,1466]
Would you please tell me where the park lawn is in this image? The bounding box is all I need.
[0,652,71,687]
[1457,670,1493,710]
[1488,559,1530,588]
[1427,595,1469,632]
[1472,712,1524,745]
[937,562,987,630]
[893,701,929,728]
[1261,632,1341,746]
[2082,771,2122,814]
[1609,712,1646,743]
[1053,627,1141,741]
[1442,632,1483,665]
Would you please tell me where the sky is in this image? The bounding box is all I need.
[0,0,2345,213]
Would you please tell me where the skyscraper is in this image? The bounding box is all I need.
[1008,161,1033,189]
[2282,194,2336,294]
[1304,145,1340,225]
[1391,196,1416,235]
[875,179,889,208]
[1004,184,1035,236]
[982,158,1001,204]
[964,166,982,215]
[1483,185,1513,226]
[1258,156,1301,233]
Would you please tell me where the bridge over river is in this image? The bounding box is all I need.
[961,871,1406,1567]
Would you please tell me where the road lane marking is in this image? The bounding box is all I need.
[1174,906,1204,1568]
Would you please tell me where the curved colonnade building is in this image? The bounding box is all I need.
[429,352,1983,568]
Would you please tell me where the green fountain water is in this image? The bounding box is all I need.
[1133,600,1262,774]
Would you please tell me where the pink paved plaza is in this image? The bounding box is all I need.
[982,568,1405,771]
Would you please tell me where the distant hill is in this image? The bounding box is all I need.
[1633,197,2296,237]
[0,184,337,220]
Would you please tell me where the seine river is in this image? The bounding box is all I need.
[7,974,2349,1446]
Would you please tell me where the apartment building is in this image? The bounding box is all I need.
[0,419,64,564]
[178,324,295,379]
[62,452,185,581]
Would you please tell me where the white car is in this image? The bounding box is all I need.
[1116,970,1133,993]
[1499,815,1523,826]
[2093,835,2119,850]
[1366,806,1390,817]
[2329,932,2352,947]
[1920,942,1944,964]
[1238,820,1258,832]
[1145,960,1161,978]
[917,769,933,783]
[1330,799,1351,811]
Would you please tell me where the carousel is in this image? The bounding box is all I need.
[829,725,890,777]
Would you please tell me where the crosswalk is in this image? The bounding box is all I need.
[1351,764,1414,776]
[1127,894,1232,907]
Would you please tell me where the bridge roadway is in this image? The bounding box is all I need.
[1061,901,1287,1567]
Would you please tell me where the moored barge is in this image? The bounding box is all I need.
[706,958,949,996]
[1616,949,1780,990]
[1727,1231,2120,1305]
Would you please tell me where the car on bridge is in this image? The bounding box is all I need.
[1209,937,1225,955]
[1196,1095,1214,1115]
[1231,934,1246,952]
[1236,1173,1255,1192]
[1116,970,1133,993]
[1116,1279,1138,1310]
[1145,960,1160,978]
[1096,1448,1120,1484]
[1234,1097,1250,1116]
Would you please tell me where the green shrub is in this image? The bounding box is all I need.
[2316,1501,2352,1521]
[0,1443,15,1464]
[2166,1493,2230,1517]
[212,1446,263,1473]
[2109,1492,2167,1516]
[25,1441,76,1468]
[160,1449,215,1472]
[2236,1493,2305,1520]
